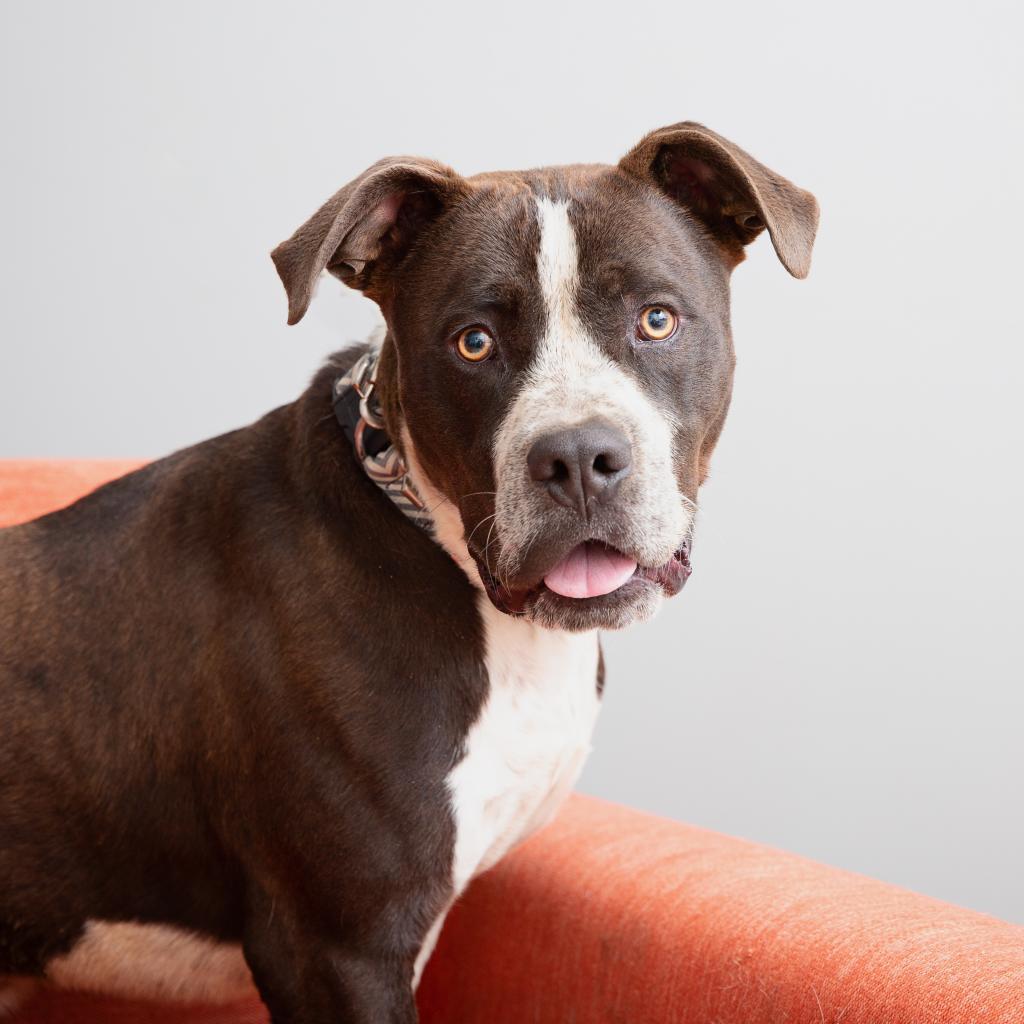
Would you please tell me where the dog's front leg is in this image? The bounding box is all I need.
[242,893,418,1024]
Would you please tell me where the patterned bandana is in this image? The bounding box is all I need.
[332,350,434,533]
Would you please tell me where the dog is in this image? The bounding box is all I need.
[0,121,817,1022]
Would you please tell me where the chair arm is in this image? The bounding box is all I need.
[417,794,1024,1024]
[0,459,146,528]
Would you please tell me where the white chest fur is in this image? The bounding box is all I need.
[445,599,601,894]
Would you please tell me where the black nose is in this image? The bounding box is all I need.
[527,420,633,514]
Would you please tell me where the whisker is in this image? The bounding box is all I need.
[466,512,497,549]
[482,517,499,569]
[456,491,497,505]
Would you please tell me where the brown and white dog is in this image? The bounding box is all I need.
[0,122,817,1022]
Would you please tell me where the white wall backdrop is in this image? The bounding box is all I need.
[2,2,1022,921]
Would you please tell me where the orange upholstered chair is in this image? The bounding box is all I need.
[3,460,1023,1024]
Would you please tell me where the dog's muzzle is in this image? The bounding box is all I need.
[471,536,692,618]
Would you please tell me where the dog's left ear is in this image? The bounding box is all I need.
[272,156,470,324]
[619,122,819,278]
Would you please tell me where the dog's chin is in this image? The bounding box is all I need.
[526,575,664,631]
[472,540,692,632]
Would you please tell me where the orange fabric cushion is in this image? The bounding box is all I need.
[417,795,1024,1023]
[11,991,267,1024]
[0,459,146,528]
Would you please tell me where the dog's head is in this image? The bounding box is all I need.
[273,122,818,631]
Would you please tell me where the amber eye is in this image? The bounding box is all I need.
[637,305,678,342]
[456,327,495,363]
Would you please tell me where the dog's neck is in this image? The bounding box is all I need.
[359,331,486,590]
[375,335,405,460]
[333,340,435,533]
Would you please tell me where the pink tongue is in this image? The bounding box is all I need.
[543,543,638,599]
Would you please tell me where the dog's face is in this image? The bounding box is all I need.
[387,175,727,632]
[273,123,818,631]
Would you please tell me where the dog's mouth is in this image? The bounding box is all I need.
[472,539,692,618]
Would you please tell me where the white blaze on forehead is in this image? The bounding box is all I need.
[535,196,581,336]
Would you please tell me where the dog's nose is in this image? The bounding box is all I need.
[527,421,632,514]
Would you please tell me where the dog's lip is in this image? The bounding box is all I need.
[635,537,692,596]
[470,538,692,616]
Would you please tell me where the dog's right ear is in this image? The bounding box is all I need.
[272,157,469,325]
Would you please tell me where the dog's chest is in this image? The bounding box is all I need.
[445,601,601,893]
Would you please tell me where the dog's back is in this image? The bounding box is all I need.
[0,437,258,975]
[0,396,349,967]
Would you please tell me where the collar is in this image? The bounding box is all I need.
[332,350,434,533]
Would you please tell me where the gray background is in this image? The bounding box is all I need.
[2,3,1022,922]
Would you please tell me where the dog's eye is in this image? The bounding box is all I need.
[637,306,678,342]
[456,327,495,363]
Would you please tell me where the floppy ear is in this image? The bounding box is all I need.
[271,156,469,324]
[619,122,819,278]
